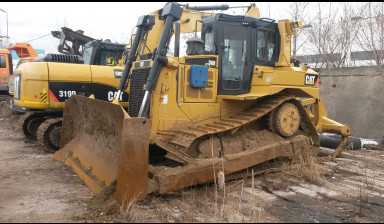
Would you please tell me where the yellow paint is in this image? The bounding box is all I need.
[143,9,218,55]
[13,63,49,109]
[245,4,260,18]
[13,62,129,110]
[183,58,218,103]
[141,8,350,137]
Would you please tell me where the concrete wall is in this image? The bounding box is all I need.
[318,66,384,139]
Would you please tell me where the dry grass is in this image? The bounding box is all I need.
[116,138,322,223]
[354,156,375,217]
[280,145,326,186]
[115,168,268,222]
[119,201,137,222]
[89,135,327,223]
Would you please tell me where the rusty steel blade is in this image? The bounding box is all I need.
[53,95,151,200]
[116,117,151,205]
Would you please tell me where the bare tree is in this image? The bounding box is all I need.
[334,2,360,67]
[354,2,384,67]
[285,2,310,58]
[304,2,359,68]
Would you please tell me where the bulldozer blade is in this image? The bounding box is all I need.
[53,95,151,204]
[116,117,151,204]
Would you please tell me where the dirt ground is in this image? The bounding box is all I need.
[0,101,384,223]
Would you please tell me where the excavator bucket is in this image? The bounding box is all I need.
[53,95,151,204]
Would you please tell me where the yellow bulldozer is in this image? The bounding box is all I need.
[54,2,350,205]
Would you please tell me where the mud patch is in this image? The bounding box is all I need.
[77,182,121,222]
[0,101,13,118]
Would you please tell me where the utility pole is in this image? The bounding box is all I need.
[0,8,8,47]
[292,2,298,58]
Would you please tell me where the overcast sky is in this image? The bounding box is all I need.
[0,2,292,53]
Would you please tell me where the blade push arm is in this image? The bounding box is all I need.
[114,15,155,103]
[138,2,183,117]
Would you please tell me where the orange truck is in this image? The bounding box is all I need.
[7,43,38,95]
[0,48,13,92]
[9,43,38,68]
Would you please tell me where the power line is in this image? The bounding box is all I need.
[24,33,51,43]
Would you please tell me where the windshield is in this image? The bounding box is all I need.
[83,44,124,66]
[83,46,92,65]
[100,49,123,66]
[204,25,215,54]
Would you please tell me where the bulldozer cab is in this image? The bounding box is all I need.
[82,40,126,66]
[200,14,279,95]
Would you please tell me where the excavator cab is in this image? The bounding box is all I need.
[82,40,126,66]
[54,2,350,205]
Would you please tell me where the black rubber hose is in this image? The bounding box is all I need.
[320,134,362,150]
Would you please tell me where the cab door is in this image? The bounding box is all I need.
[0,52,12,89]
[217,21,253,95]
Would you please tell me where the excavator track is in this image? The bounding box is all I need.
[155,94,319,164]
[36,117,63,153]
[18,110,62,141]
[19,111,46,139]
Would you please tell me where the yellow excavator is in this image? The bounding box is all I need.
[12,40,129,152]
[54,2,350,205]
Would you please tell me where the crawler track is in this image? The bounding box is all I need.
[36,117,63,153]
[155,94,319,164]
[19,112,45,138]
[18,111,62,149]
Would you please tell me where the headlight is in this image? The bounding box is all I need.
[14,74,21,100]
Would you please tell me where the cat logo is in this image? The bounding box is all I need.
[305,74,319,86]
[114,69,123,78]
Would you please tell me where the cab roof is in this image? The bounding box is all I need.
[0,49,11,54]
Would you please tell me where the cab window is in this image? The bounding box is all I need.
[100,49,122,66]
[204,25,216,54]
[256,29,277,62]
[0,55,6,68]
